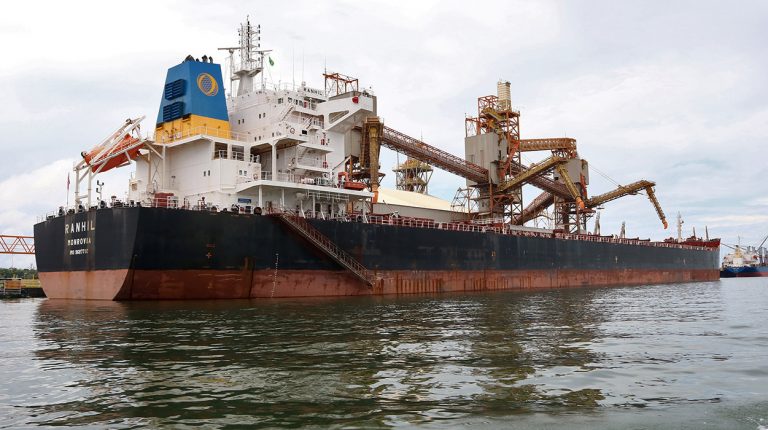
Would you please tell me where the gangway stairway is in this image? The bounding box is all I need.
[275,213,375,287]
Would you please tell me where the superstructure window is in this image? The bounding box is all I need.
[232,145,244,161]
[214,142,228,159]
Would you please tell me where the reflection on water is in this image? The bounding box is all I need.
[1,278,768,428]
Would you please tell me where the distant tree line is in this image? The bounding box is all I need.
[0,267,38,279]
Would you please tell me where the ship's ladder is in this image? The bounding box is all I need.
[275,213,375,287]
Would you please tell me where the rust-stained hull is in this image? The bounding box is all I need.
[38,268,719,300]
[39,269,132,300]
[34,207,721,301]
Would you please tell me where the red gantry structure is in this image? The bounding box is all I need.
[0,235,35,255]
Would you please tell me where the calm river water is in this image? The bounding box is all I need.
[1,278,767,429]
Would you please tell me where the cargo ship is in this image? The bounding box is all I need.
[720,235,768,277]
[33,19,720,300]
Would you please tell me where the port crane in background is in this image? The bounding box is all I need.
[349,79,668,233]
[393,157,433,194]
[0,235,34,255]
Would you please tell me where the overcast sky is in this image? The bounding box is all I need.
[2,0,767,267]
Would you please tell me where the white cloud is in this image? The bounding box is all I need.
[0,159,73,212]
[700,214,768,226]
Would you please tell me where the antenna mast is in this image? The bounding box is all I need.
[218,16,271,96]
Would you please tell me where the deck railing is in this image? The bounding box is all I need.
[38,203,713,252]
[155,126,252,144]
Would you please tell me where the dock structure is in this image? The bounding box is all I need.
[0,278,44,298]
[0,235,34,255]
[1,235,42,297]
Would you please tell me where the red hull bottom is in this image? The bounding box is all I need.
[40,269,720,300]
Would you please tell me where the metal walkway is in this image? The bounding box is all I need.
[0,235,34,255]
[275,213,374,287]
[379,126,574,201]
[514,191,555,225]
[380,126,489,184]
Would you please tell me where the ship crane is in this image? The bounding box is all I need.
[758,234,768,250]
[584,180,668,229]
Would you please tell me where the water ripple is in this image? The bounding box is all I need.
[1,279,768,428]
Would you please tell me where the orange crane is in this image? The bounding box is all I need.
[353,87,668,232]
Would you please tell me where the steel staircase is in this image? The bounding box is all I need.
[275,213,374,287]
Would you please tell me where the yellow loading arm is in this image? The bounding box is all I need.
[554,164,586,209]
[498,156,566,193]
[585,180,668,229]
[585,180,654,207]
[644,185,668,229]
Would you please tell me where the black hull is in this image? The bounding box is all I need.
[34,207,720,300]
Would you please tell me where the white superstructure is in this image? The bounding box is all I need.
[126,20,376,219]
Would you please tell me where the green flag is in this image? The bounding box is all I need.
[268,56,274,66]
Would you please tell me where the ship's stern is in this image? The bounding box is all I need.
[34,207,140,300]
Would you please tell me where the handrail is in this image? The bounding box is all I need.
[37,205,714,252]
[155,126,252,143]
[275,212,374,286]
[380,126,489,184]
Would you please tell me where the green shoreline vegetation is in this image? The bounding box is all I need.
[0,267,38,279]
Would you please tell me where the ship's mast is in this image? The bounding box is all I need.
[218,16,271,96]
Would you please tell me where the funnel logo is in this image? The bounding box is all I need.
[197,73,219,96]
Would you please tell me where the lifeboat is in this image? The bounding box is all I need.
[343,181,367,191]
[82,117,146,173]
[337,171,367,191]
